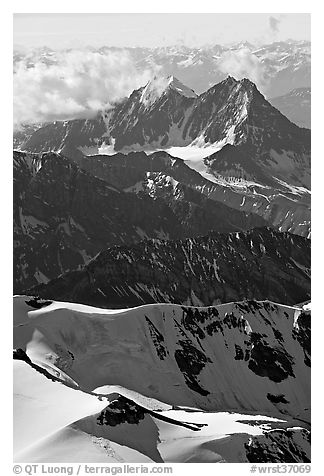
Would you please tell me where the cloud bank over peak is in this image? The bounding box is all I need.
[218,48,268,92]
[13,50,157,128]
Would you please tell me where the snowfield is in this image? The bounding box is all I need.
[13,296,310,463]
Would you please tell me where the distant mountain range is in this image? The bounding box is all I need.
[270,87,311,129]
[14,40,310,98]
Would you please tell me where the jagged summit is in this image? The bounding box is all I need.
[18,73,310,189]
[222,74,237,83]
[206,75,259,94]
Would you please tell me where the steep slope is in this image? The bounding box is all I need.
[13,296,310,464]
[14,150,268,293]
[30,227,310,308]
[270,88,311,129]
[199,79,310,188]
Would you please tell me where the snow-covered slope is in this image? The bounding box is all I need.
[13,296,310,462]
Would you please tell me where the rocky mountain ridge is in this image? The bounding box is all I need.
[30,227,310,309]
[13,150,267,292]
[18,76,311,190]
[63,149,311,238]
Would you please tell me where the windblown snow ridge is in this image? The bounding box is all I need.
[14,296,310,418]
[13,296,310,462]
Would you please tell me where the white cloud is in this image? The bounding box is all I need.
[13,49,157,128]
[218,48,268,92]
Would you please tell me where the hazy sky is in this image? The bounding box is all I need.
[14,13,310,49]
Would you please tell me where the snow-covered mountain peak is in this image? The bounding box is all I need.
[216,77,258,98]
[140,75,197,108]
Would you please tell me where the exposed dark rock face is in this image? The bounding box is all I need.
[13,150,268,293]
[201,78,310,188]
[174,339,211,396]
[248,332,295,382]
[30,227,310,309]
[267,393,289,404]
[97,397,146,427]
[292,310,311,367]
[244,428,310,463]
[25,297,52,309]
[145,316,168,360]
[13,348,32,364]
